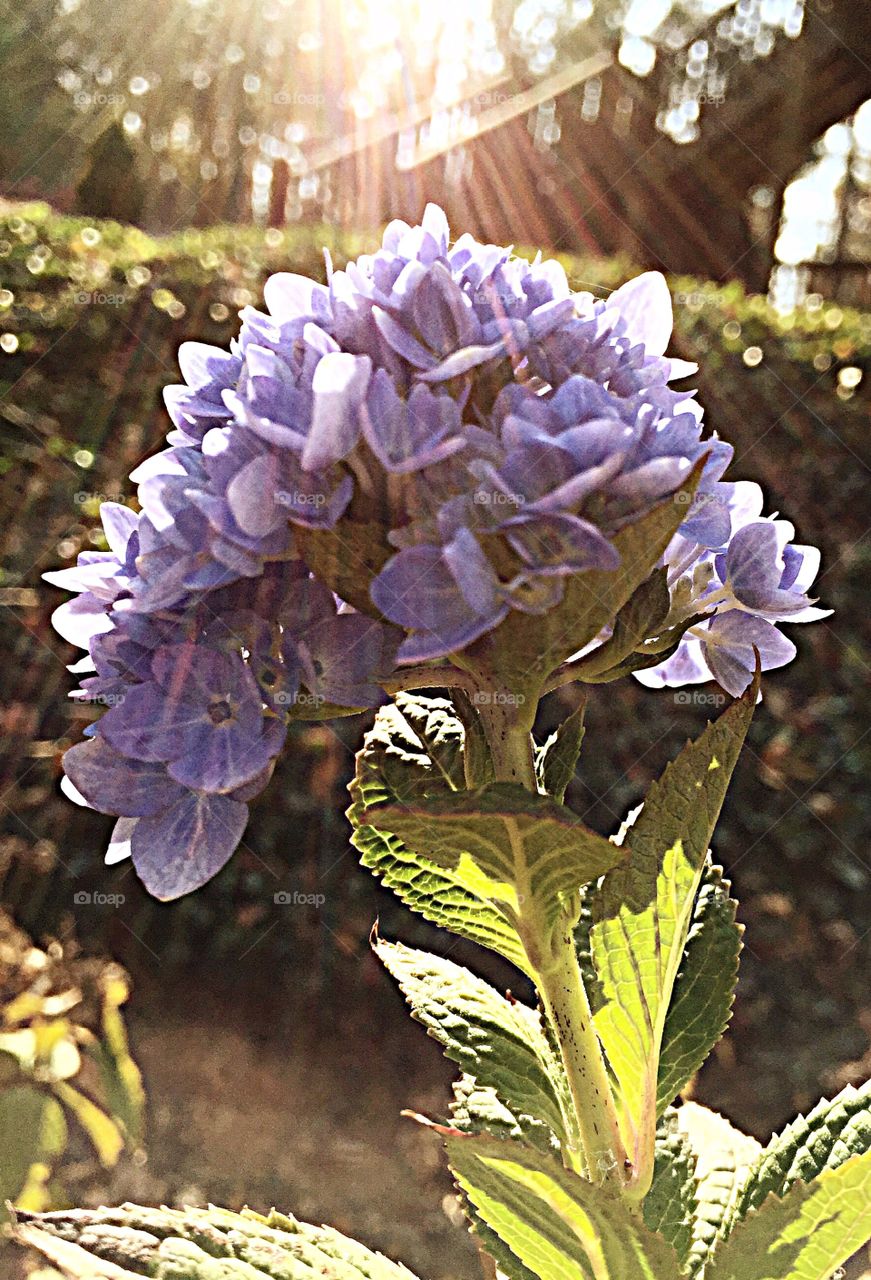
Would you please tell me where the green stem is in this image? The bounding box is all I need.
[482,702,537,787]
[535,931,628,1189]
[477,701,627,1188]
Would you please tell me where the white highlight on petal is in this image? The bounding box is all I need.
[609,271,673,356]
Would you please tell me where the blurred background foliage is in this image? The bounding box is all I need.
[0,907,143,1222]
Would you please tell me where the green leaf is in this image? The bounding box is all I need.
[657,861,742,1117]
[582,612,711,683]
[642,1110,698,1271]
[733,1080,871,1224]
[587,683,756,1192]
[16,1203,423,1280]
[451,1077,555,1280]
[568,570,671,683]
[15,1097,67,1213]
[676,1101,762,1275]
[391,692,467,789]
[703,1151,871,1280]
[52,1081,124,1168]
[14,1226,142,1279]
[364,783,626,964]
[444,1132,681,1280]
[296,516,392,617]
[536,702,585,802]
[0,1087,68,1221]
[466,460,704,695]
[376,939,570,1147]
[451,1073,559,1153]
[349,701,532,974]
[0,1046,23,1086]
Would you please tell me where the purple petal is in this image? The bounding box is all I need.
[274,468,353,529]
[131,792,249,900]
[421,203,450,255]
[503,513,619,574]
[608,456,693,509]
[371,542,507,658]
[373,306,437,370]
[442,527,502,615]
[396,605,508,664]
[226,454,285,539]
[634,634,709,689]
[167,718,284,792]
[100,503,138,559]
[44,559,123,599]
[361,368,466,473]
[178,341,239,390]
[99,682,201,762]
[417,337,509,383]
[106,817,136,865]
[63,736,186,816]
[264,272,331,324]
[679,490,732,547]
[702,611,796,696]
[301,352,371,471]
[298,614,397,706]
[725,523,784,610]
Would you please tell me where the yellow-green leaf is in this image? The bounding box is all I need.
[349,700,532,974]
[0,1087,68,1221]
[445,1132,681,1280]
[588,683,756,1194]
[676,1101,762,1275]
[376,940,570,1148]
[704,1151,871,1280]
[366,783,625,966]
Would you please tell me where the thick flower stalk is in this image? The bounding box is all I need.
[47,204,824,902]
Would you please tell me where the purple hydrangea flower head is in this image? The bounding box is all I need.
[45,204,826,896]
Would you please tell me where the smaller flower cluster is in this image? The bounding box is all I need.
[637,481,829,696]
[49,512,398,900]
